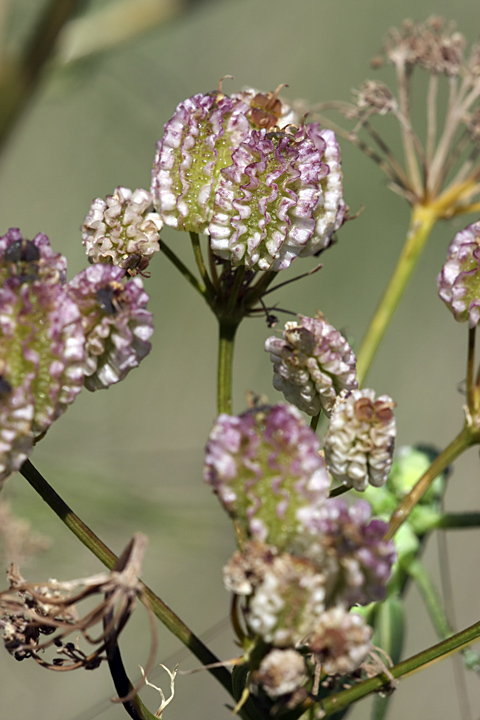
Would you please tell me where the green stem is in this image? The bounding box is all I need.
[387,424,474,539]
[404,557,452,639]
[217,320,239,415]
[190,232,216,299]
[433,512,480,530]
[20,459,233,697]
[314,617,480,717]
[0,0,86,155]
[467,327,476,414]
[159,239,207,299]
[356,204,437,385]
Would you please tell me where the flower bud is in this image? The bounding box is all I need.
[437,220,480,327]
[324,389,396,490]
[223,541,277,596]
[246,552,326,645]
[308,606,372,675]
[81,187,162,275]
[265,314,357,416]
[251,648,306,698]
[204,404,330,550]
[301,498,395,608]
[66,265,153,390]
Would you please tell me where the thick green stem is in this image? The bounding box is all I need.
[356,204,436,385]
[387,424,474,539]
[434,512,480,530]
[20,460,233,697]
[313,617,480,717]
[217,320,239,415]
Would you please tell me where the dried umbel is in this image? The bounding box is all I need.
[66,264,153,391]
[81,187,162,275]
[377,17,465,76]
[152,88,345,270]
[324,389,396,491]
[0,534,150,672]
[265,314,358,416]
[437,220,480,327]
[204,404,331,550]
[312,18,480,217]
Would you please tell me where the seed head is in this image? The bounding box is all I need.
[265,314,357,416]
[324,389,396,491]
[204,404,330,550]
[437,220,480,327]
[66,264,153,390]
[81,187,162,275]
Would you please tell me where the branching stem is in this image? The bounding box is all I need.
[19,459,234,697]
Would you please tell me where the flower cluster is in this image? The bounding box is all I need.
[205,403,396,698]
[265,313,358,416]
[324,389,396,491]
[151,88,345,271]
[81,187,162,275]
[0,228,153,486]
[437,220,480,327]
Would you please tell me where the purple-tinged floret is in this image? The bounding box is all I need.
[0,271,84,436]
[209,123,344,270]
[0,230,86,483]
[0,228,66,287]
[302,498,396,608]
[67,265,153,390]
[266,314,358,416]
[437,220,480,327]
[204,404,330,550]
[151,92,251,232]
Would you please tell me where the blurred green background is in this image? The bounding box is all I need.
[1,1,480,718]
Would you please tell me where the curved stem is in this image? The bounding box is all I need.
[308,617,480,717]
[217,320,239,415]
[433,512,480,530]
[356,204,437,385]
[386,425,474,539]
[159,239,207,299]
[19,459,233,698]
[190,232,216,299]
